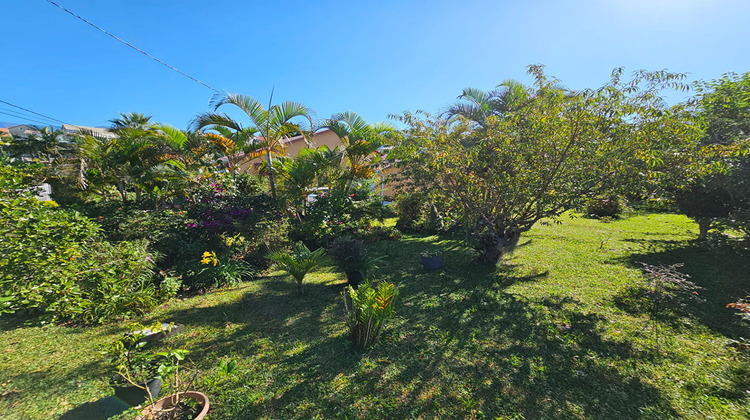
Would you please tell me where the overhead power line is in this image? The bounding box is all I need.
[44,0,221,93]
[0,111,53,127]
[0,99,67,124]
[0,107,61,125]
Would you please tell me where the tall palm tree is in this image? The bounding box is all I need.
[323,112,394,192]
[191,93,313,200]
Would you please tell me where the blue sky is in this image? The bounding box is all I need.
[2,0,748,129]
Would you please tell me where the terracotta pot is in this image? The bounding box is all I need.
[139,391,209,420]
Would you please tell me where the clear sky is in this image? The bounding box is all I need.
[2,0,748,129]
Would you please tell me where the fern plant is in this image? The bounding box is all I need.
[342,281,399,349]
[267,242,327,294]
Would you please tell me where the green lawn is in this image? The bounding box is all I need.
[1,212,749,419]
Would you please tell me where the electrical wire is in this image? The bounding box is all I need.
[0,111,52,127]
[44,0,221,93]
[0,100,66,124]
[0,107,60,125]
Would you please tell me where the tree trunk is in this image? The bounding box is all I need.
[119,180,127,202]
[266,149,277,201]
[697,218,712,241]
[478,226,521,265]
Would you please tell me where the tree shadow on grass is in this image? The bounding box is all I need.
[616,238,750,340]
[177,238,680,419]
[58,396,130,420]
[103,235,689,418]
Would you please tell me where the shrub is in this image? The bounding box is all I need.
[586,195,623,218]
[290,188,385,247]
[85,186,283,290]
[342,281,399,349]
[638,262,705,319]
[0,196,171,323]
[327,237,369,274]
[394,193,423,231]
[394,192,458,233]
[267,242,327,294]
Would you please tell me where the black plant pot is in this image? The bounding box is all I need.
[421,255,443,270]
[112,377,161,407]
[345,270,364,287]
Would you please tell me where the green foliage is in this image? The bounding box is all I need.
[0,163,173,323]
[192,92,314,200]
[4,213,750,419]
[667,72,750,238]
[267,242,327,293]
[105,323,192,410]
[392,66,700,264]
[342,280,399,349]
[394,192,457,233]
[290,188,385,247]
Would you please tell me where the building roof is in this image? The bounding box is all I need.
[61,123,117,139]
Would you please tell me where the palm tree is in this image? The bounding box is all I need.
[444,79,530,127]
[191,92,313,200]
[109,112,154,134]
[323,112,394,192]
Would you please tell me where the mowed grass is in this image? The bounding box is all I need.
[1,212,750,419]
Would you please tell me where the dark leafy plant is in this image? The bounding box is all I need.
[327,237,383,275]
[342,281,399,349]
[586,195,624,218]
[267,242,327,294]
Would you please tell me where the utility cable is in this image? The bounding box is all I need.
[0,111,52,127]
[0,107,61,125]
[44,0,221,93]
[0,100,67,124]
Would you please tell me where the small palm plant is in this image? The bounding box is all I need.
[342,281,399,349]
[267,242,327,294]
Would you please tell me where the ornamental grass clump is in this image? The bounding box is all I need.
[342,281,399,349]
[267,242,327,294]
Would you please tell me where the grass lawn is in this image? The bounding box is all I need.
[1,212,749,419]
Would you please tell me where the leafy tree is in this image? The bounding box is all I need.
[192,93,314,200]
[393,65,698,264]
[671,72,750,239]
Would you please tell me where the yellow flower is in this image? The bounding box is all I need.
[201,251,218,266]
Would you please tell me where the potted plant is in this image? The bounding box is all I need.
[106,323,210,419]
[104,322,169,406]
[328,237,384,287]
[420,250,443,270]
[137,349,208,420]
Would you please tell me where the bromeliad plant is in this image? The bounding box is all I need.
[342,281,399,349]
[267,242,327,294]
